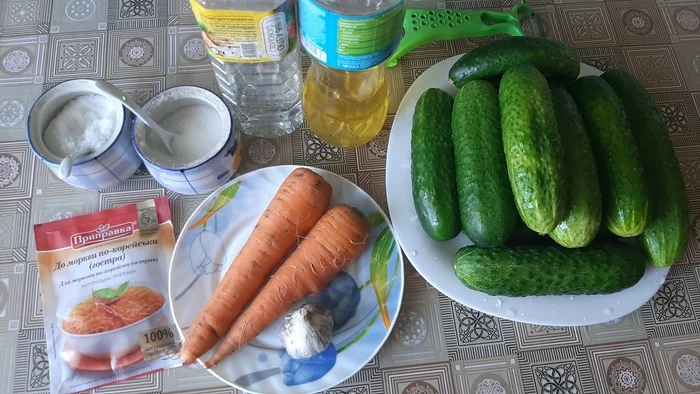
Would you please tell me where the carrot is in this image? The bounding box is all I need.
[205,204,371,368]
[180,168,332,364]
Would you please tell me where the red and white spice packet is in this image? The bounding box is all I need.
[33,197,183,394]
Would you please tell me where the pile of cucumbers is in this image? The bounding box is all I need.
[410,36,689,297]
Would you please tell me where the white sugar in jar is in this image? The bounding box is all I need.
[140,102,223,170]
[132,86,242,195]
[27,79,142,190]
[42,94,118,158]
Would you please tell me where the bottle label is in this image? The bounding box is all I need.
[298,0,405,70]
[189,0,296,63]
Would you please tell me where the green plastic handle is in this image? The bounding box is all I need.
[387,2,533,68]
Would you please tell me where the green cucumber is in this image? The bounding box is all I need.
[602,70,690,266]
[411,88,460,241]
[548,84,602,248]
[499,64,566,234]
[452,80,517,247]
[453,242,646,296]
[448,36,580,88]
[569,76,650,237]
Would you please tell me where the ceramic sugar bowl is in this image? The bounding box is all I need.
[27,79,142,191]
[131,86,242,195]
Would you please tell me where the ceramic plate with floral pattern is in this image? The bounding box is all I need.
[169,165,404,394]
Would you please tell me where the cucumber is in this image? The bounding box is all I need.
[449,36,580,88]
[452,80,517,247]
[548,84,602,248]
[411,88,460,241]
[499,64,566,234]
[453,242,646,296]
[602,70,690,266]
[569,76,650,237]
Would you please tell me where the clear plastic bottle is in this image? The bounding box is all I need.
[190,0,304,137]
[299,0,406,147]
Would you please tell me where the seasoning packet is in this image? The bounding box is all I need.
[33,197,183,394]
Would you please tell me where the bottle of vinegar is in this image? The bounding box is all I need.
[190,0,304,137]
[298,0,406,147]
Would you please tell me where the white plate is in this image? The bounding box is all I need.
[386,55,669,326]
[170,165,404,393]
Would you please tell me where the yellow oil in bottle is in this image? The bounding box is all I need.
[303,61,389,148]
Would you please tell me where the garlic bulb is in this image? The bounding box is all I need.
[279,303,334,359]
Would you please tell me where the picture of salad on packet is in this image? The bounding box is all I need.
[33,197,182,394]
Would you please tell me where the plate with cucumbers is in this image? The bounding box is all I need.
[386,37,689,326]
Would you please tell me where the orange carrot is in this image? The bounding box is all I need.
[181,168,332,364]
[205,204,371,368]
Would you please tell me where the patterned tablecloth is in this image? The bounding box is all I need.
[1,0,700,393]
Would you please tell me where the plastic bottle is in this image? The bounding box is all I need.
[190,0,304,138]
[299,0,406,147]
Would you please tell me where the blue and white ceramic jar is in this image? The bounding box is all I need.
[27,79,142,191]
[132,86,242,195]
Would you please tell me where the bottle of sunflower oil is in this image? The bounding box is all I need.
[298,0,406,148]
